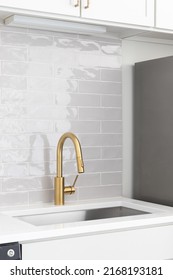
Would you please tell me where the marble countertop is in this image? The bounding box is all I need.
[1,196,173,244]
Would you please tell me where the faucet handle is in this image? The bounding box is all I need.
[64,175,79,195]
[72,174,79,188]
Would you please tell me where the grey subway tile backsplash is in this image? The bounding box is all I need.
[101,69,121,82]
[79,80,121,94]
[2,61,53,77]
[79,108,122,120]
[101,95,122,107]
[101,121,122,133]
[0,26,122,207]
[0,192,29,207]
[1,31,53,46]
[85,159,122,173]
[29,189,54,204]
[101,172,122,185]
[0,45,27,61]
[3,176,53,192]
[79,185,122,200]
[102,147,122,159]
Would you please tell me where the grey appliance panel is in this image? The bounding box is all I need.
[134,56,173,206]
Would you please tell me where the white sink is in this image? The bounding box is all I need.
[15,206,149,226]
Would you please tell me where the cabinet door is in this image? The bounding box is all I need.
[81,0,154,27]
[156,0,173,30]
[0,0,80,17]
[22,225,173,259]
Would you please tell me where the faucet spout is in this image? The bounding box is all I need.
[55,132,84,205]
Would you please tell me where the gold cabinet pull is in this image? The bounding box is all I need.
[74,0,80,7]
[84,0,90,9]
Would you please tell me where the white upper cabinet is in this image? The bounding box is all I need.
[81,0,154,27]
[156,0,173,30]
[0,0,80,17]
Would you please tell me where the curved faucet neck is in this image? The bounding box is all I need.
[56,132,84,178]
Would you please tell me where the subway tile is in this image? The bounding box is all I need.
[1,89,26,104]
[29,189,54,204]
[2,149,30,163]
[55,120,100,134]
[54,120,71,133]
[65,173,100,187]
[79,108,122,121]
[0,45,27,61]
[0,192,28,207]
[77,173,100,187]
[102,147,122,159]
[59,160,77,176]
[101,121,122,133]
[1,31,53,46]
[26,62,53,77]
[79,185,122,200]
[29,133,60,148]
[0,119,26,134]
[55,93,100,107]
[27,105,78,120]
[1,148,55,164]
[29,162,55,176]
[101,44,121,56]
[28,46,53,62]
[101,69,121,82]
[55,92,71,106]
[0,76,27,90]
[54,37,101,54]
[79,53,122,68]
[60,147,75,161]
[2,61,53,77]
[79,80,121,95]
[27,77,53,91]
[2,61,27,76]
[30,148,55,163]
[28,33,54,46]
[79,134,122,147]
[84,159,122,173]
[53,79,78,93]
[82,147,101,160]
[26,120,54,133]
[1,163,28,177]
[78,39,101,54]
[3,176,53,192]
[54,37,81,50]
[52,49,79,66]
[55,66,100,80]
[101,95,122,107]
[0,135,29,149]
[27,90,54,105]
[55,120,100,133]
[101,172,122,185]
[0,104,26,118]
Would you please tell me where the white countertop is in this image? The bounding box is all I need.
[1,196,173,244]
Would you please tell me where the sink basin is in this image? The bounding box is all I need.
[15,206,149,227]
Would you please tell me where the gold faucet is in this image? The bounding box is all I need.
[54,132,84,205]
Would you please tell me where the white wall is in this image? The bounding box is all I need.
[122,38,173,197]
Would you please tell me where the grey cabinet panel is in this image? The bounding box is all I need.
[134,56,173,206]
